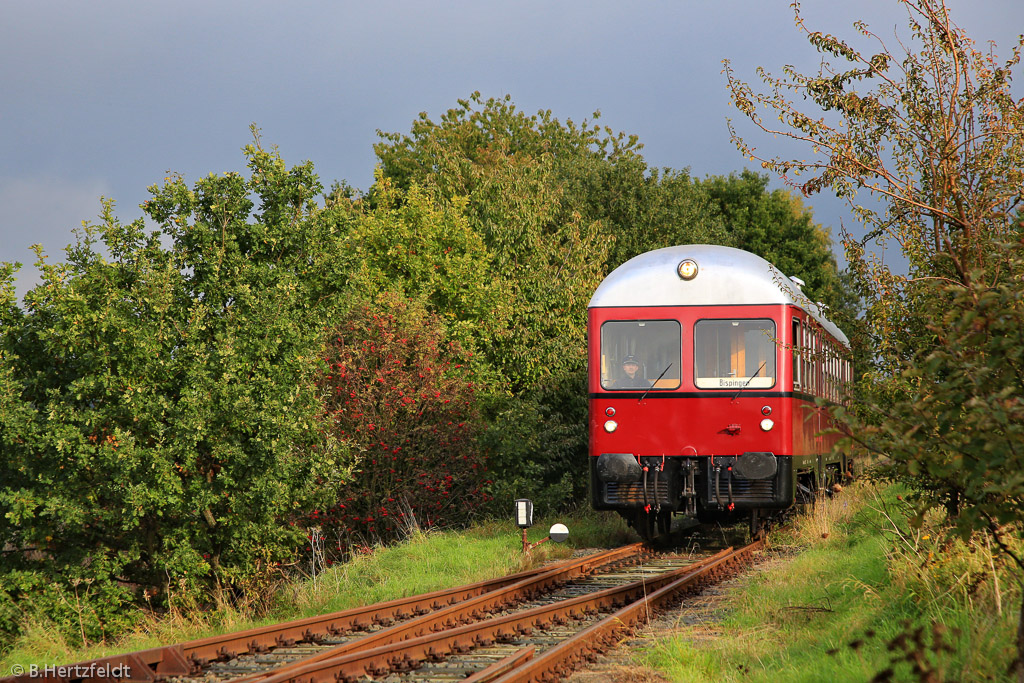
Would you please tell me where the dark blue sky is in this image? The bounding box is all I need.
[2,0,1020,299]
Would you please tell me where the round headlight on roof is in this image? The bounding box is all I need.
[677,259,698,280]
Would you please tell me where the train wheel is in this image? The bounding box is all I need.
[749,509,767,539]
[634,509,657,541]
[657,509,672,536]
[796,474,816,507]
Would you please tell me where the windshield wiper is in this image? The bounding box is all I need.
[730,361,767,400]
[638,363,673,403]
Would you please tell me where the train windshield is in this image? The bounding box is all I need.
[694,319,777,390]
[600,320,681,390]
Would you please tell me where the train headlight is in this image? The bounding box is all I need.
[760,418,775,432]
[604,420,618,433]
[677,259,699,281]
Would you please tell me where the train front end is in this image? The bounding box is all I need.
[587,245,847,539]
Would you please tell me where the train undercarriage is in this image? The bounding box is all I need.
[590,452,848,540]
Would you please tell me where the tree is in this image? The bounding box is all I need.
[697,170,857,321]
[375,94,614,391]
[0,138,349,642]
[376,92,730,270]
[373,95,614,507]
[725,0,1024,673]
[374,94,723,506]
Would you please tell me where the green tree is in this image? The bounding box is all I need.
[725,0,1024,672]
[375,92,725,277]
[375,93,858,509]
[0,139,349,643]
[375,94,612,390]
[336,173,508,379]
[375,94,723,507]
[698,171,845,307]
[374,95,617,507]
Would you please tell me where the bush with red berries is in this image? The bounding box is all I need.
[314,291,490,551]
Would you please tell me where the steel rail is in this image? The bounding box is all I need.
[0,543,646,683]
[0,547,626,683]
[182,546,640,665]
[244,548,734,683]
[489,537,765,682]
[462,648,536,683]
[224,542,648,683]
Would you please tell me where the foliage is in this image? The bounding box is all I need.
[373,94,854,510]
[376,93,613,391]
[374,94,624,509]
[315,292,489,548]
[698,170,855,317]
[0,139,349,644]
[332,174,507,373]
[725,0,1024,672]
[834,253,1024,546]
[725,0,1024,371]
[374,93,735,387]
[480,374,587,513]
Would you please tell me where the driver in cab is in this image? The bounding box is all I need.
[613,355,652,389]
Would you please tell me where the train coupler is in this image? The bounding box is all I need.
[680,459,698,516]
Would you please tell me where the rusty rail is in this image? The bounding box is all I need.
[1,544,647,683]
[489,537,765,682]
[242,547,736,683]
[225,542,649,683]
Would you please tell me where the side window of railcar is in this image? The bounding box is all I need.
[802,326,811,394]
[694,319,777,390]
[600,320,682,390]
[809,329,819,395]
[792,318,802,390]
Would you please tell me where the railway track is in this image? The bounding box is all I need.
[5,535,764,683]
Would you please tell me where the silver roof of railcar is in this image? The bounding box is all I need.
[589,244,849,347]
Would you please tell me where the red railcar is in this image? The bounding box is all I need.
[588,245,852,539]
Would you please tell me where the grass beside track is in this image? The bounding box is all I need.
[6,487,1015,681]
[640,483,1020,682]
[0,511,633,672]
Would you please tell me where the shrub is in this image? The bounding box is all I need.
[315,292,490,550]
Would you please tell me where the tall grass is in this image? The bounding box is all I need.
[0,507,624,671]
[642,482,1020,682]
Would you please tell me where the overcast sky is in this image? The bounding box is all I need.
[2,1,1021,300]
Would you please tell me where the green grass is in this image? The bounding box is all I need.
[0,508,624,672]
[291,522,554,616]
[8,492,1013,681]
[640,484,1020,682]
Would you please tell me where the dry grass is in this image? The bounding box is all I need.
[783,479,870,547]
[640,481,1021,681]
[0,597,260,671]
